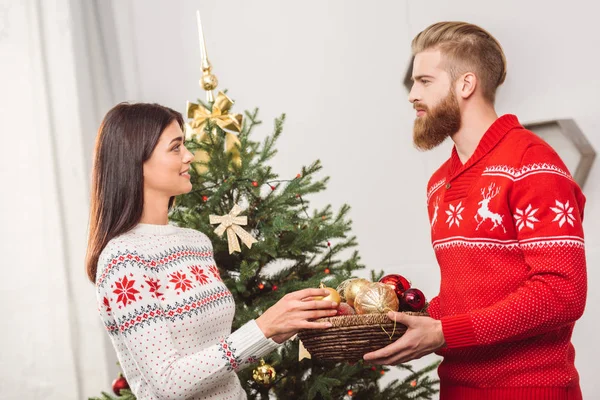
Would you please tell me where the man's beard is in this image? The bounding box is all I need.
[413,90,461,151]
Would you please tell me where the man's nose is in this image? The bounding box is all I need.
[408,83,420,104]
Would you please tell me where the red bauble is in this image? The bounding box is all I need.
[112,373,130,396]
[400,288,426,312]
[335,302,356,316]
[379,274,411,298]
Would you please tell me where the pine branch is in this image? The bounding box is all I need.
[88,389,136,400]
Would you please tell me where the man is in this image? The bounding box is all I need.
[364,21,587,400]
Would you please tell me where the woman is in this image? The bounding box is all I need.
[86,103,337,399]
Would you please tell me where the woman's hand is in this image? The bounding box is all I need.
[256,288,338,343]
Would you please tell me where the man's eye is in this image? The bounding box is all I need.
[421,79,430,84]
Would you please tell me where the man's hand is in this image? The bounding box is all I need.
[363,311,445,365]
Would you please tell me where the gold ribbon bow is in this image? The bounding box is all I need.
[209,205,257,254]
[186,91,243,173]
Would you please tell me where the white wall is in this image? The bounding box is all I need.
[2,0,598,398]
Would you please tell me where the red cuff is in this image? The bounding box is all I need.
[426,299,441,320]
[441,313,478,349]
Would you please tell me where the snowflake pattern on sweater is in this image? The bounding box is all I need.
[425,115,586,400]
[96,224,279,400]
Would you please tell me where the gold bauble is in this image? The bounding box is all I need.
[336,279,354,302]
[354,282,399,314]
[314,282,341,304]
[252,359,276,385]
[200,74,218,91]
[343,278,370,307]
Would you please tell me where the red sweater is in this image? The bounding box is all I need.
[425,115,587,400]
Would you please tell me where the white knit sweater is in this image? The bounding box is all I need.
[95,223,279,399]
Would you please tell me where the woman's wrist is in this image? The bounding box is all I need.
[255,316,272,339]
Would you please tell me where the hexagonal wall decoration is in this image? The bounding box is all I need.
[523,119,596,189]
[402,58,596,188]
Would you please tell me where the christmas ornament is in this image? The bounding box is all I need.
[186,90,242,136]
[400,288,426,312]
[195,10,218,102]
[185,91,243,174]
[336,302,356,316]
[252,359,276,385]
[209,204,257,254]
[336,279,355,302]
[314,283,341,304]
[343,278,370,307]
[354,283,399,314]
[379,274,411,298]
[112,373,129,396]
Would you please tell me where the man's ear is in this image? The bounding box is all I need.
[457,72,477,99]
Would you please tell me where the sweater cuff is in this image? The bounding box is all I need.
[228,319,280,364]
[426,297,441,320]
[441,313,478,349]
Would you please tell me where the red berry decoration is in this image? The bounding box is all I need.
[379,274,411,298]
[400,288,426,311]
[252,181,258,187]
[112,373,129,395]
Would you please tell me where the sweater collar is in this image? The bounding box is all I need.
[448,114,521,179]
[131,223,178,236]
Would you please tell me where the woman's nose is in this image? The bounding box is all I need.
[183,146,194,163]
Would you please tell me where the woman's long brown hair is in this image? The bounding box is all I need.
[86,103,184,283]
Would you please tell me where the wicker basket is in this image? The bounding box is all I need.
[297,312,427,362]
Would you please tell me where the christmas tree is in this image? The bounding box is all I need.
[89,95,440,399]
[170,86,440,399]
[89,11,440,400]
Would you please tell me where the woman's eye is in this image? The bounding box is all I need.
[173,145,181,152]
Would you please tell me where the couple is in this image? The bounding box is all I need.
[87,22,587,400]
